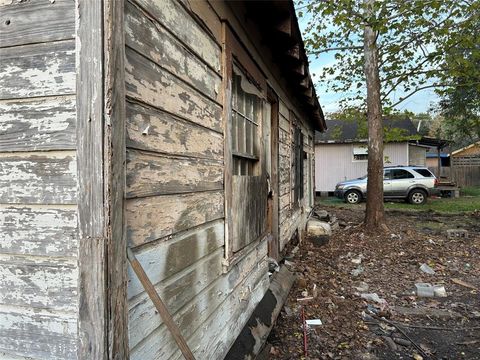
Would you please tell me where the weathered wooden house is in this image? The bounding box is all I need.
[450,141,480,187]
[0,0,325,359]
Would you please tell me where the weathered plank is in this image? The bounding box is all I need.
[133,0,221,72]
[231,176,267,252]
[126,191,224,247]
[187,271,269,360]
[0,96,76,152]
[129,241,268,360]
[0,205,77,257]
[0,306,77,360]
[126,101,223,160]
[0,151,77,204]
[0,0,75,48]
[127,220,224,300]
[126,149,223,198]
[0,254,77,312]
[125,2,221,101]
[125,48,223,133]
[0,41,75,99]
[279,193,290,211]
[128,248,223,349]
[278,100,289,120]
[279,114,290,133]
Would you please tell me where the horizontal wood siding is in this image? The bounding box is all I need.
[125,1,270,358]
[0,1,78,358]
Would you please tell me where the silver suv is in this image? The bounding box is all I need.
[334,166,438,205]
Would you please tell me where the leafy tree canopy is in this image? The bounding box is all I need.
[298,0,480,111]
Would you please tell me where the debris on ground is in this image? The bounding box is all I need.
[268,206,480,359]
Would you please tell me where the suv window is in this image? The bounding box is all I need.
[391,169,414,179]
[413,168,434,177]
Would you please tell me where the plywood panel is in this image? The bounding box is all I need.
[0,151,77,205]
[133,0,221,72]
[0,205,77,257]
[0,96,76,152]
[0,41,75,99]
[0,306,77,360]
[126,149,223,198]
[0,254,77,311]
[125,48,222,133]
[126,102,223,160]
[125,2,221,101]
[126,191,224,247]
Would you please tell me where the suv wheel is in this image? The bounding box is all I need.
[344,190,361,204]
[408,189,427,205]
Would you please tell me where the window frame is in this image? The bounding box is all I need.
[222,22,269,267]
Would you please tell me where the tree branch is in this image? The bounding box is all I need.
[310,45,363,54]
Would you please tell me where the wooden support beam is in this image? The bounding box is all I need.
[300,77,310,89]
[303,86,313,98]
[276,16,292,36]
[293,62,305,76]
[286,44,300,60]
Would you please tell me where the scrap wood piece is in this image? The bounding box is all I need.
[127,247,196,360]
[452,278,478,290]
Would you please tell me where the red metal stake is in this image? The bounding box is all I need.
[302,305,308,357]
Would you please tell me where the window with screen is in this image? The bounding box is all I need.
[231,66,261,176]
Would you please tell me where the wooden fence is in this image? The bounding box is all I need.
[451,156,480,187]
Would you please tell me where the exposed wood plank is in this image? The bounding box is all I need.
[126,191,224,247]
[0,151,77,204]
[129,241,267,360]
[104,0,129,357]
[279,114,290,133]
[278,100,289,119]
[127,220,224,300]
[127,248,196,360]
[126,101,223,160]
[279,193,290,211]
[126,149,223,198]
[0,0,75,48]
[0,306,77,360]
[125,48,222,133]
[231,176,267,252]
[181,0,222,44]
[133,0,221,72]
[0,96,76,152]
[76,0,105,358]
[125,2,221,101]
[128,249,223,349]
[0,205,77,257]
[0,41,75,99]
[0,254,77,312]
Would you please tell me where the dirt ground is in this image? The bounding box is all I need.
[267,206,480,360]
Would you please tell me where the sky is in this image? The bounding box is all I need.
[297,12,440,116]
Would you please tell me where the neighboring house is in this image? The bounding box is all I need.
[0,1,325,359]
[426,150,451,179]
[450,141,480,187]
[315,118,429,193]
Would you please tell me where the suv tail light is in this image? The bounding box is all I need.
[434,178,439,187]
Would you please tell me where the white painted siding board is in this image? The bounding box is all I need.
[0,41,75,99]
[0,96,76,152]
[0,205,77,257]
[0,254,77,311]
[0,306,77,360]
[0,151,77,204]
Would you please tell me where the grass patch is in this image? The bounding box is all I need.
[460,186,480,197]
[317,190,480,213]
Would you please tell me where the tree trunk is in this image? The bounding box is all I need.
[363,0,385,229]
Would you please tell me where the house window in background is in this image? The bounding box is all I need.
[353,145,368,161]
[231,65,262,175]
